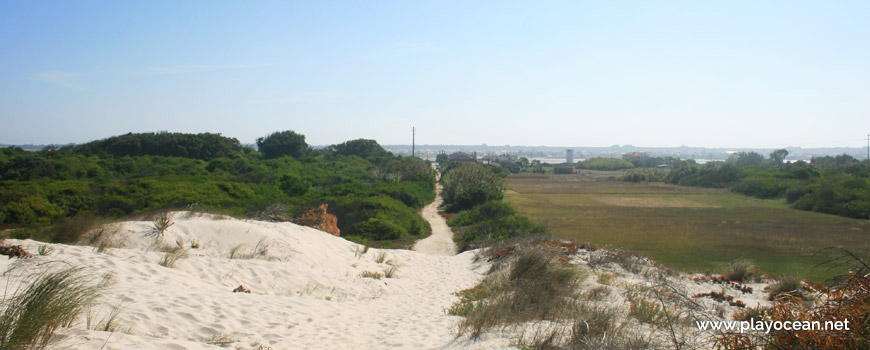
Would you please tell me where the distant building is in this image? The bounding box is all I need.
[566,149,574,164]
[448,152,476,162]
[622,151,647,159]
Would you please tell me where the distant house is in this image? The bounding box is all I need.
[448,152,476,162]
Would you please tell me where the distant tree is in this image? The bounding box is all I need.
[73,132,242,160]
[730,152,764,168]
[519,157,530,167]
[328,139,388,159]
[500,161,520,174]
[256,130,308,159]
[436,153,449,169]
[770,149,789,164]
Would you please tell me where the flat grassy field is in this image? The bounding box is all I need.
[506,172,870,282]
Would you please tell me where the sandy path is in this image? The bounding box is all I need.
[413,183,457,256]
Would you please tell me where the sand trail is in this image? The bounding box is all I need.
[413,183,457,256]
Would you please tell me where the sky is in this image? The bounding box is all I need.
[1,1,868,148]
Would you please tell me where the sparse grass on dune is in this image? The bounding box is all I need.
[506,174,870,282]
[158,247,189,268]
[454,246,587,337]
[0,266,107,350]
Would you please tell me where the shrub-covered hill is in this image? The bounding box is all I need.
[0,131,436,243]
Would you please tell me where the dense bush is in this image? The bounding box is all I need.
[441,163,506,212]
[327,139,390,161]
[0,134,436,242]
[660,156,870,220]
[448,201,547,250]
[575,157,634,170]
[622,168,669,182]
[352,218,406,240]
[72,132,242,160]
[256,130,308,159]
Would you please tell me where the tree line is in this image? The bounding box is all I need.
[621,150,870,220]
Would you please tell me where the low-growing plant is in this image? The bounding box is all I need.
[37,245,53,256]
[457,248,586,336]
[0,266,107,349]
[360,271,383,279]
[629,298,664,325]
[374,251,387,264]
[597,272,615,285]
[767,276,803,301]
[201,332,237,347]
[732,305,767,322]
[148,212,174,239]
[717,251,870,349]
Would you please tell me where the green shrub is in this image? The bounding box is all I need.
[576,158,634,170]
[353,218,406,240]
[622,168,669,182]
[441,163,505,212]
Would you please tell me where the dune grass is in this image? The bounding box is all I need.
[506,173,870,282]
[159,247,189,268]
[0,266,105,349]
[454,247,586,337]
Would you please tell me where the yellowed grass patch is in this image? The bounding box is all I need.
[589,196,718,208]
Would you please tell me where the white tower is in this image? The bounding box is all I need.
[566,149,574,164]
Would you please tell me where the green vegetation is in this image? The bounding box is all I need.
[447,201,548,250]
[576,157,634,170]
[72,132,241,160]
[256,130,308,159]
[0,131,435,244]
[661,153,870,220]
[452,246,586,337]
[621,168,669,182]
[439,161,547,250]
[441,162,505,212]
[506,173,870,282]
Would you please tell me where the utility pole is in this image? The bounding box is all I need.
[866,134,869,161]
[412,127,415,158]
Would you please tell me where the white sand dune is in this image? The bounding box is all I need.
[0,212,494,350]
[0,190,781,350]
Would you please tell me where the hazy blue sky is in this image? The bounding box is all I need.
[1,1,868,148]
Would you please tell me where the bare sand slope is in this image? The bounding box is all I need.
[413,183,457,256]
[0,212,492,350]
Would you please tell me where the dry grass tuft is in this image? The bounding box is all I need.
[383,265,399,278]
[766,276,803,301]
[360,271,384,279]
[723,258,757,282]
[456,247,586,337]
[159,247,189,268]
[86,304,130,333]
